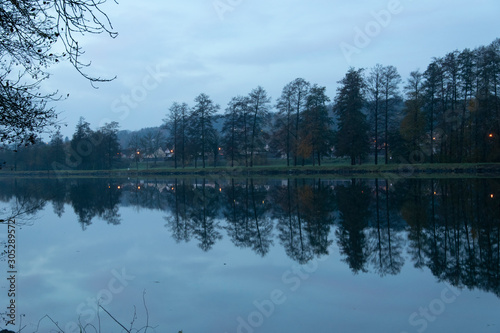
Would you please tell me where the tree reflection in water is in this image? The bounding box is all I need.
[0,177,498,297]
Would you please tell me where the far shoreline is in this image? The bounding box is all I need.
[1,163,500,179]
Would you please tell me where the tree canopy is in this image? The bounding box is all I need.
[0,0,117,146]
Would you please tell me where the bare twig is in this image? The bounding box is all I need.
[128,305,137,332]
[33,314,64,332]
[142,290,149,333]
[98,305,130,333]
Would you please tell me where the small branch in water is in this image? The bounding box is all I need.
[99,305,130,333]
[128,305,137,332]
[34,314,64,332]
[143,290,149,333]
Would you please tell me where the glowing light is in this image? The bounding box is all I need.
[170,150,174,153]
[489,133,494,138]
[491,194,494,199]
[117,186,121,189]
[138,186,141,190]
[136,151,140,155]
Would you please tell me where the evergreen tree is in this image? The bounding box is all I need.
[70,117,95,169]
[333,68,369,165]
[49,129,66,167]
[98,121,121,170]
[299,84,332,166]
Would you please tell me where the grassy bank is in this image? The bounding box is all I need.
[1,162,500,179]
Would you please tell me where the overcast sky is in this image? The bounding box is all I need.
[47,0,500,138]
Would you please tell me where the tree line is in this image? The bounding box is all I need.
[165,38,500,167]
[0,118,122,171]
[1,39,499,171]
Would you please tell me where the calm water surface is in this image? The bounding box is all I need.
[0,177,499,333]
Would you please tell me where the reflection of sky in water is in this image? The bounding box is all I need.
[2,201,498,333]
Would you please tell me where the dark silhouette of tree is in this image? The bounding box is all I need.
[368,179,404,276]
[367,64,384,165]
[165,102,189,168]
[99,121,121,170]
[0,0,117,145]
[299,85,333,166]
[300,179,335,257]
[223,179,273,256]
[128,133,141,170]
[400,71,426,159]
[223,179,253,248]
[165,179,193,243]
[274,80,309,166]
[188,94,219,168]
[274,179,314,263]
[188,179,222,251]
[423,61,442,163]
[49,130,66,168]
[67,118,120,170]
[458,49,476,162]
[400,180,428,268]
[247,86,271,167]
[441,51,461,161]
[274,84,293,165]
[222,96,252,167]
[69,117,95,170]
[208,128,221,167]
[333,68,369,165]
[335,180,370,273]
[69,179,122,229]
[380,65,402,164]
[475,42,500,162]
[247,179,274,256]
[51,180,67,217]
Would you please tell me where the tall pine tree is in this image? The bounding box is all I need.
[334,68,369,165]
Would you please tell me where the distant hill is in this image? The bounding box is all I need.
[117,126,168,150]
